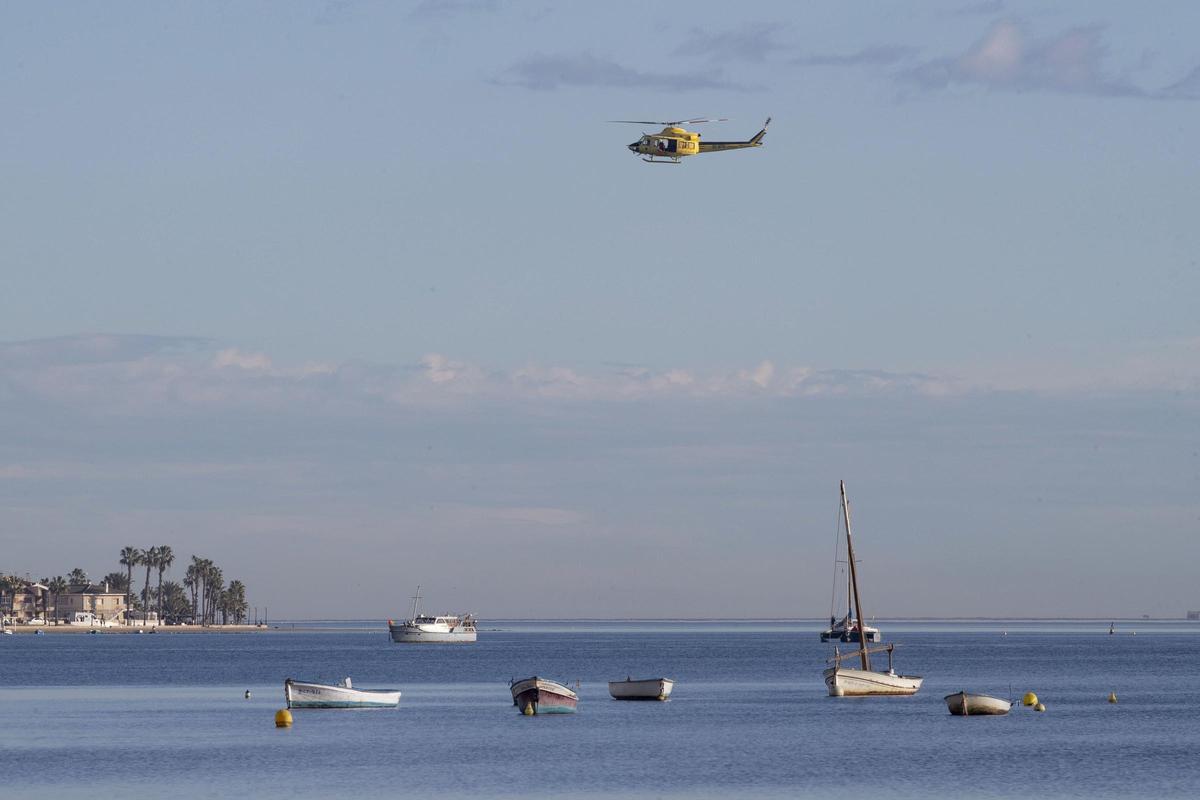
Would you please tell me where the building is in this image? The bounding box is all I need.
[56,583,129,626]
[1,582,49,624]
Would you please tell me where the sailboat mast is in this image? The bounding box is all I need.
[410,585,422,621]
[840,481,870,671]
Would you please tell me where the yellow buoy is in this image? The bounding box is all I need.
[274,708,293,727]
[523,702,535,716]
[1108,692,1118,704]
[1034,702,1046,712]
[1022,691,1038,707]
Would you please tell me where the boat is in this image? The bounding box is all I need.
[822,481,923,697]
[608,677,674,701]
[510,676,578,714]
[283,677,401,709]
[944,691,1013,716]
[820,612,880,643]
[388,585,477,643]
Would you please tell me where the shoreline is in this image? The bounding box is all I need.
[3,624,268,634]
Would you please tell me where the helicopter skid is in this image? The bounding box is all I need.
[642,157,680,164]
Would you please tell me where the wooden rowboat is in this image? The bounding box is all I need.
[510,676,577,714]
[944,691,1012,716]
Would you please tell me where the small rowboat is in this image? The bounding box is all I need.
[510,676,577,714]
[608,677,674,701]
[944,691,1012,716]
[284,677,401,709]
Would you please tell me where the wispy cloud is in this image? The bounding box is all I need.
[906,18,1144,97]
[1163,64,1200,99]
[408,0,499,22]
[495,53,750,92]
[673,23,791,65]
[793,44,918,68]
[951,0,1006,16]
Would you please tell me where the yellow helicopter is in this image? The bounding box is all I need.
[611,116,771,163]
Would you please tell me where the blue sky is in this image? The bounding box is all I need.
[1,2,1198,618]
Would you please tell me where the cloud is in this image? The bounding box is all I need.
[495,53,750,92]
[1163,64,1200,99]
[951,0,1006,16]
[793,44,917,68]
[408,0,499,21]
[213,348,272,371]
[0,333,210,368]
[907,18,1145,97]
[673,23,791,64]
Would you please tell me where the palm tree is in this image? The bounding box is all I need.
[119,546,140,625]
[158,580,190,624]
[155,545,174,622]
[67,568,88,590]
[184,559,200,624]
[206,566,223,625]
[47,576,68,624]
[225,580,248,624]
[141,547,158,616]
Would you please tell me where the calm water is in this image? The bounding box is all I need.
[2,620,1198,798]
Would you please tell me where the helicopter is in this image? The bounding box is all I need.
[611,116,771,163]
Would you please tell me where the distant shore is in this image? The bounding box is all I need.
[3,624,268,634]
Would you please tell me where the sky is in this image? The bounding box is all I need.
[1,1,1198,619]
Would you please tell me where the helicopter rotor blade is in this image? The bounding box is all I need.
[608,117,730,126]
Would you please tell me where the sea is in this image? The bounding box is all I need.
[2,619,1198,799]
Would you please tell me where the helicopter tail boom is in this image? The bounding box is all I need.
[697,117,771,153]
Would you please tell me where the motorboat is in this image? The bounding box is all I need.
[388,585,476,643]
[283,677,401,709]
[510,676,577,714]
[944,691,1013,716]
[822,481,923,697]
[608,677,674,701]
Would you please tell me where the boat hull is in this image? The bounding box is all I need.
[944,691,1012,716]
[608,678,674,701]
[510,677,578,714]
[284,679,401,709]
[388,623,477,643]
[820,629,880,643]
[823,666,923,697]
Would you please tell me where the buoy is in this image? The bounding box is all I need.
[244,690,251,700]
[1022,691,1038,707]
[1108,692,1117,704]
[523,702,535,716]
[274,709,293,728]
[1034,702,1046,712]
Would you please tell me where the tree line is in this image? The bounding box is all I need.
[2,547,251,625]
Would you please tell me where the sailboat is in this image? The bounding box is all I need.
[822,481,923,697]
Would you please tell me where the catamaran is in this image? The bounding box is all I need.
[822,481,923,697]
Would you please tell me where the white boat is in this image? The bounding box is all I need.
[388,585,477,643]
[944,691,1013,716]
[608,677,674,701]
[820,612,880,643]
[283,677,401,709]
[822,481,923,697]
